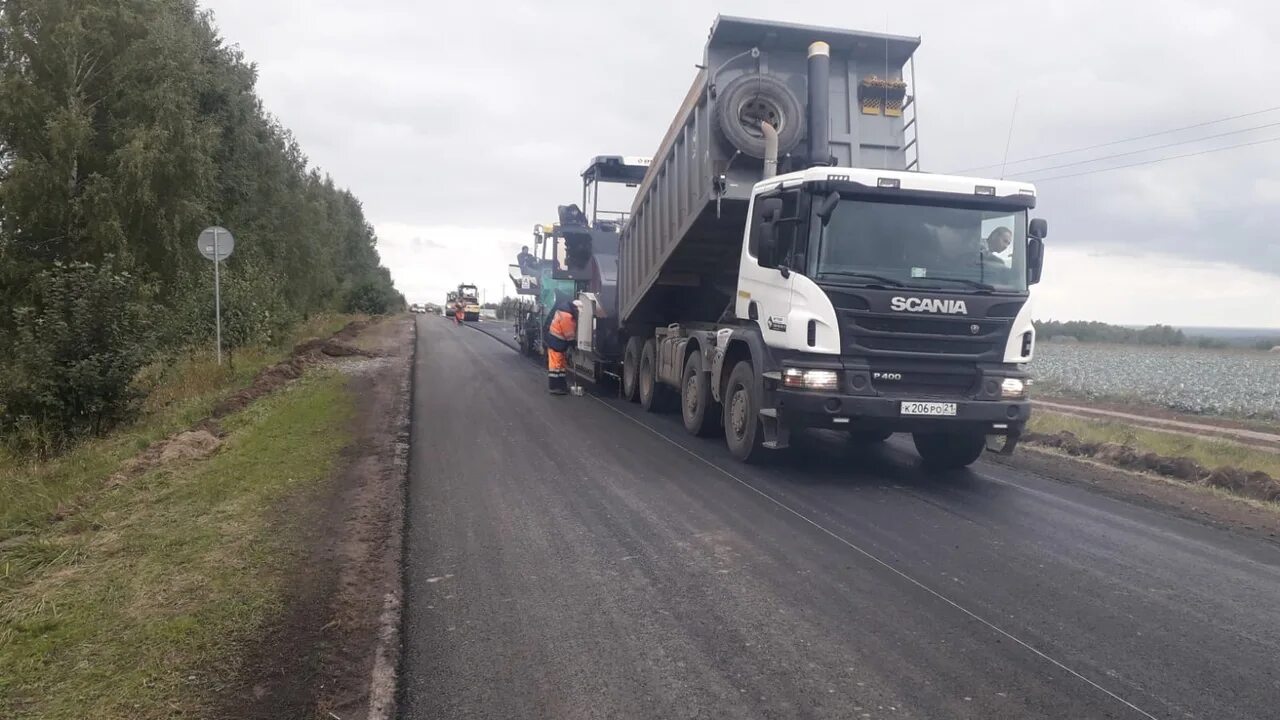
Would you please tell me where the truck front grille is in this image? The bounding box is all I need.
[868,364,978,398]
[840,310,1009,362]
[860,336,997,355]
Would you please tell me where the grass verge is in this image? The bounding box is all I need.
[1029,411,1280,479]
[0,313,362,542]
[0,370,353,719]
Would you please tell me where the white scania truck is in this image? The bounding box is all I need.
[564,16,1048,468]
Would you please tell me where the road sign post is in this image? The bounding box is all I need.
[197,226,236,365]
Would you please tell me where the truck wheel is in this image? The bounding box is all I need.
[714,74,804,159]
[912,432,987,470]
[723,361,766,463]
[639,339,667,412]
[622,337,643,402]
[848,429,893,444]
[681,352,718,437]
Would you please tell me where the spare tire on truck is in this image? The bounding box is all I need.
[714,74,804,159]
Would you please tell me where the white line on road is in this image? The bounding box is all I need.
[587,393,1161,720]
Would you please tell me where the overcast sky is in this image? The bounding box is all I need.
[204,0,1280,327]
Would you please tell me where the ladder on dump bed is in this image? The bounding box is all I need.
[903,56,921,172]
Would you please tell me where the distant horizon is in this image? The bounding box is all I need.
[1033,320,1280,333]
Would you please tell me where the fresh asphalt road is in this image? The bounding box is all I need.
[401,315,1280,720]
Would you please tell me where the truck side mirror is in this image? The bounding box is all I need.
[1029,217,1048,239]
[816,191,840,226]
[758,222,779,268]
[1027,236,1045,285]
[755,197,784,267]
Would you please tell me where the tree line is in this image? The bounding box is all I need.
[0,0,403,453]
[1037,320,1279,350]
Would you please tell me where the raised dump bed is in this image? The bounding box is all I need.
[619,16,920,328]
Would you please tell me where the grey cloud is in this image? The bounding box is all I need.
[208,0,1280,275]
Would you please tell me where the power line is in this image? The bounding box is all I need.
[999,93,1019,180]
[1030,135,1280,183]
[1014,120,1280,177]
[953,104,1280,174]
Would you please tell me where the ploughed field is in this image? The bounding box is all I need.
[1031,342,1280,420]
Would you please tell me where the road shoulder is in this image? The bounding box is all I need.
[218,316,413,719]
[314,315,412,720]
[995,445,1280,543]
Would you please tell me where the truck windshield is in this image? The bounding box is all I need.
[815,198,1028,293]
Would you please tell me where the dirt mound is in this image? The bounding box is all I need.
[1024,430,1280,503]
[102,318,384,496]
[333,318,373,342]
[293,338,378,359]
[108,429,223,487]
[212,324,381,419]
[212,358,306,418]
[159,430,222,463]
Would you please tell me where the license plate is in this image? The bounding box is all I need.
[900,401,957,417]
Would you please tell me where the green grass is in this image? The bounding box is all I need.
[0,371,354,719]
[1030,411,1280,479]
[0,313,363,542]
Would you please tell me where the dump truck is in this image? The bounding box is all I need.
[563,16,1048,468]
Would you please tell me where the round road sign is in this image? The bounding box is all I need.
[198,226,235,262]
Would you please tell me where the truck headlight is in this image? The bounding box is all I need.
[783,367,840,391]
[1000,378,1028,399]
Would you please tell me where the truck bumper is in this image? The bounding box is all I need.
[775,390,1029,435]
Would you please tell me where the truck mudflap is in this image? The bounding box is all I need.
[757,407,791,451]
[774,389,1029,438]
[985,429,1022,455]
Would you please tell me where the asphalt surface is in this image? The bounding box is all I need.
[401,315,1280,720]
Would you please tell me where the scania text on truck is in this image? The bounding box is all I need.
[562,16,1048,469]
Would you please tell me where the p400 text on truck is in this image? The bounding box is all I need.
[563,16,1048,469]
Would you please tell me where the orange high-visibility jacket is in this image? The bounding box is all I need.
[546,309,577,353]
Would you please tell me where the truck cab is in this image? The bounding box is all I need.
[733,165,1046,464]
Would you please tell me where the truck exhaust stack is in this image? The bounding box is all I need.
[807,41,831,167]
[761,122,778,179]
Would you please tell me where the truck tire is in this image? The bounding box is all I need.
[912,432,987,470]
[622,336,643,402]
[681,352,718,437]
[639,339,668,413]
[715,74,804,159]
[848,429,893,444]
[723,361,766,463]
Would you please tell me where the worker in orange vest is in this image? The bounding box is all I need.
[543,298,578,395]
